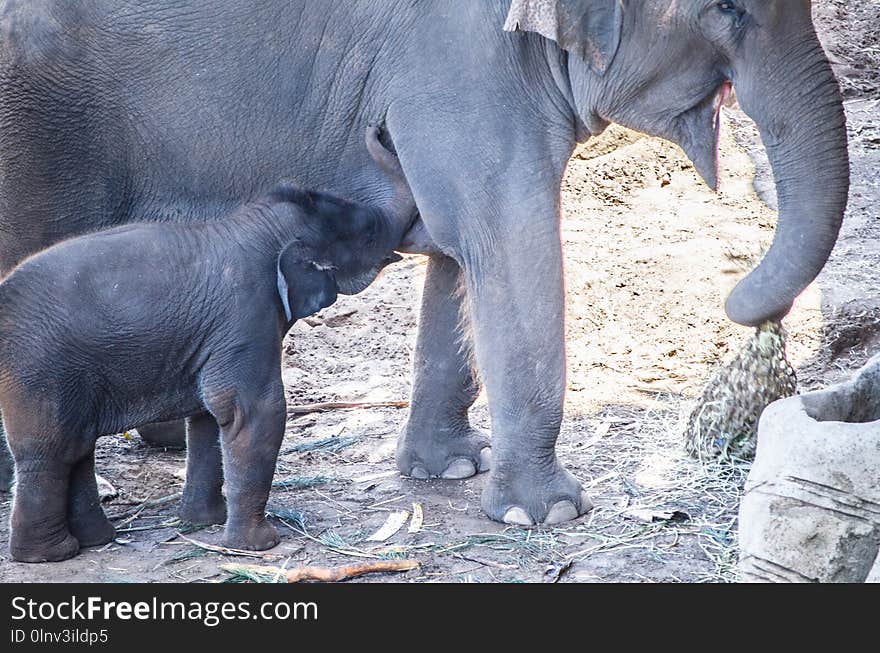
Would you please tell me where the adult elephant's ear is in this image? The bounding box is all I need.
[504,0,623,75]
[276,242,338,322]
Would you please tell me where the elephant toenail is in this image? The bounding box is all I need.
[410,466,430,480]
[441,459,477,479]
[502,507,534,527]
[544,500,579,525]
[478,447,491,472]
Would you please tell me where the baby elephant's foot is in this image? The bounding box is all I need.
[179,495,227,527]
[68,488,116,548]
[10,530,79,563]
[397,425,491,480]
[69,512,116,548]
[223,519,279,551]
[481,461,593,527]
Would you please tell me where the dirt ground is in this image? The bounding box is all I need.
[1,2,878,583]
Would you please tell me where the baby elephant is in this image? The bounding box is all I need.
[0,127,417,562]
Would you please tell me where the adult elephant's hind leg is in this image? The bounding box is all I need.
[137,419,187,449]
[397,254,491,480]
[466,218,592,526]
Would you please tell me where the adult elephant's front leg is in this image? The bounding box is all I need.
[386,104,588,523]
[466,219,592,526]
[0,420,13,491]
[397,254,490,479]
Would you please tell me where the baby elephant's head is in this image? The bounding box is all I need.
[273,125,425,321]
[272,190,405,323]
[276,241,339,322]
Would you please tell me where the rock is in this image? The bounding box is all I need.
[738,353,880,582]
[95,474,118,502]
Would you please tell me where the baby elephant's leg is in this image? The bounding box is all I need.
[9,454,79,562]
[67,449,116,547]
[7,392,97,562]
[179,413,227,525]
[209,386,286,551]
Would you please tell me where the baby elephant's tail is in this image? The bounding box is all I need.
[365,125,416,230]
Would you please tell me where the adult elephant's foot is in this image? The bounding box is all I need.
[136,420,187,449]
[223,519,279,551]
[396,424,491,480]
[481,461,593,527]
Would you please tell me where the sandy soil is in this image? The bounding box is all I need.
[1,2,877,583]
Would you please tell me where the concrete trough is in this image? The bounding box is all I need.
[738,353,880,582]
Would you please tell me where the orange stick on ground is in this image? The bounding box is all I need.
[222,560,420,583]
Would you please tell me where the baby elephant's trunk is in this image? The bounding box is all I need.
[365,126,417,233]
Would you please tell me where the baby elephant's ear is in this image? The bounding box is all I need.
[276,243,338,322]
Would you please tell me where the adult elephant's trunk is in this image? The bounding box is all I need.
[724,24,849,327]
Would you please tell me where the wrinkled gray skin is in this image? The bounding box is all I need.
[0,1,849,526]
[0,128,416,562]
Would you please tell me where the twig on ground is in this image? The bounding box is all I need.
[288,400,409,415]
[451,553,518,571]
[116,519,181,534]
[282,436,359,454]
[177,534,283,560]
[367,495,406,510]
[108,492,183,524]
[272,475,334,490]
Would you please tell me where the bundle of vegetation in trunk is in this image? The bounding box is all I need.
[684,321,797,461]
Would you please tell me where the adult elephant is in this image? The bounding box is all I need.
[0,0,849,526]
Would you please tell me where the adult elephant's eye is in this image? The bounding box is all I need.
[714,0,747,28]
